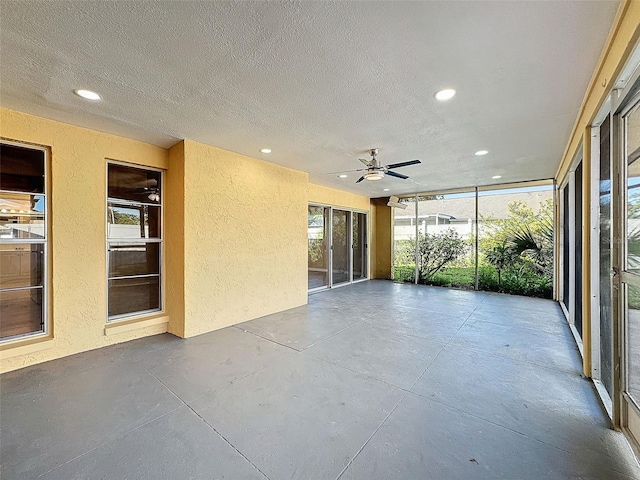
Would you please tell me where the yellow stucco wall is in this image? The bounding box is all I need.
[371,198,393,279]
[0,112,372,372]
[180,140,309,337]
[166,142,186,337]
[557,0,640,181]
[554,1,640,380]
[308,183,370,211]
[0,108,169,373]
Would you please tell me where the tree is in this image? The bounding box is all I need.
[480,198,553,281]
[485,239,515,286]
[417,228,467,281]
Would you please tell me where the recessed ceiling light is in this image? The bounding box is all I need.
[383,188,390,191]
[492,175,502,179]
[475,150,489,156]
[74,89,101,100]
[260,148,272,154]
[434,88,456,101]
[338,174,348,178]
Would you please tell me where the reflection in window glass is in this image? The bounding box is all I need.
[0,289,43,339]
[109,243,160,278]
[0,143,46,341]
[0,194,45,240]
[308,206,330,289]
[108,277,160,317]
[107,163,162,320]
[108,163,161,204]
[0,246,44,289]
[107,203,160,239]
[332,210,350,285]
[0,143,45,193]
[353,212,367,281]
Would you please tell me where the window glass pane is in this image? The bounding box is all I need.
[107,203,160,239]
[0,143,45,193]
[627,282,640,405]
[393,197,417,283]
[332,210,350,285]
[575,162,583,336]
[628,102,640,275]
[108,276,160,317]
[308,206,329,289]
[0,194,45,239]
[0,288,43,339]
[109,243,160,278]
[563,185,570,310]
[353,212,367,281]
[599,114,614,398]
[0,244,44,289]
[108,163,161,204]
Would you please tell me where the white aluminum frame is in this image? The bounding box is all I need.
[558,146,585,356]
[590,104,616,418]
[393,182,554,290]
[618,91,640,417]
[307,203,370,293]
[0,139,49,343]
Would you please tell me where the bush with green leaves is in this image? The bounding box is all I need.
[393,228,468,284]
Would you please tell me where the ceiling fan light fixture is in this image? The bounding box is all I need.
[364,171,384,181]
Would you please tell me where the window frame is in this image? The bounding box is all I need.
[0,139,49,343]
[106,160,164,322]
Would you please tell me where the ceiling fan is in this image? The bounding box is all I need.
[132,179,160,202]
[331,149,421,183]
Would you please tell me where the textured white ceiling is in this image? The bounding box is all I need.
[0,1,619,196]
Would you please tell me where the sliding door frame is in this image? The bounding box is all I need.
[308,203,370,292]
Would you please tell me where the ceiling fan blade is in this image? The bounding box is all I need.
[386,170,409,180]
[385,159,421,169]
[355,176,366,183]
[358,158,372,166]
[326,168,367,174]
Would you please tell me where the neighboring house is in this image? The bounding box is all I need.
[393,190,552,242]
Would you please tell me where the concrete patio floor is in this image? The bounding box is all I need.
[1,280,639,479]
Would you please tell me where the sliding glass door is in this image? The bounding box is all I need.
[353,212,367,281]
[308,205,368,291]
[331,209,351,286]
[308,205,330,290]
[622,96,640,436]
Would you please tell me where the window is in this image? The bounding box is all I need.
[0,142,47,341]
[107,163,162,320]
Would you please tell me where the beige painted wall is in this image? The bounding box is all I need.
[166,142,186,337]
[0,108,169,373]
[371,198,392,279]
[557,0,640,181]
[308,183,370,211]
[180,140,308,337]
